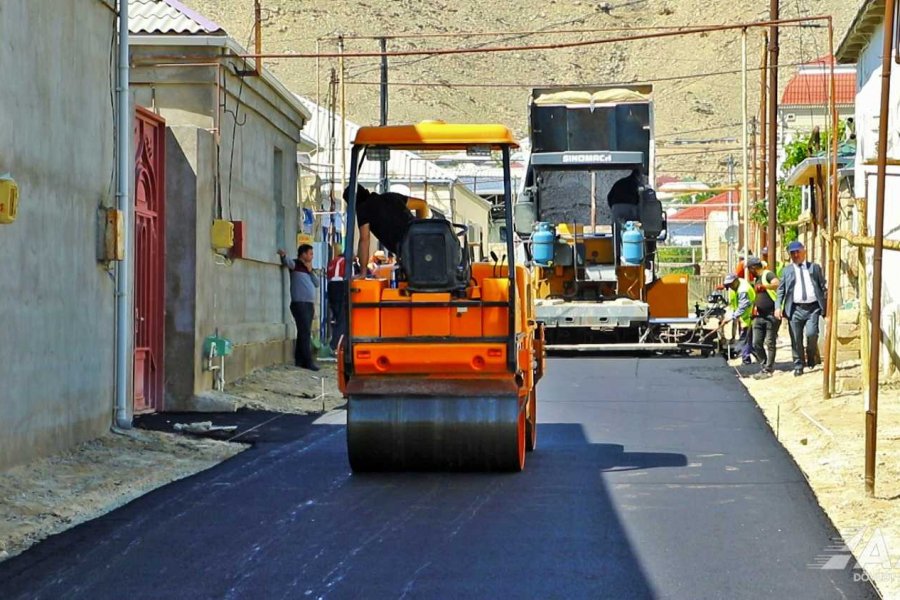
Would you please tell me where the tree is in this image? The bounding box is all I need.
[751,121,847,243]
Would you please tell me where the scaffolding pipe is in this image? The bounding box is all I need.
[824,20,841,399]
[866,0,896,497]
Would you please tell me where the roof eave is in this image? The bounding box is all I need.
[131,35,312,123]
[837,0,886,64]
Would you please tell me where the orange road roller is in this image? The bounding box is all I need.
[337,122,545,471]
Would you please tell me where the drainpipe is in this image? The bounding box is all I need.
[115,0,132,429]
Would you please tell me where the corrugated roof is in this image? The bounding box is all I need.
[129,0,224,35]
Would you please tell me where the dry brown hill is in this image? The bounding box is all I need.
[189,0,855,183]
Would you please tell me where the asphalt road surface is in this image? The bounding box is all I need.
[0,358,879,599]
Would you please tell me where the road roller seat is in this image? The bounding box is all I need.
[400,218,471,293]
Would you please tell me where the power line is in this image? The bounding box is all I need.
[658,147,744,157]
[341,60,810,90]
[239,15,831,60]
[309,19,822,42]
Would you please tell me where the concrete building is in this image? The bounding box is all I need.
[667,192,735,265]
[0,1,118,469]
[837,0,900,375]
[129,0,312,410]
[778,56,856,168]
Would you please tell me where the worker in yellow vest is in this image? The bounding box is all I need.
[723,273,756,364]
[747,257,781,379]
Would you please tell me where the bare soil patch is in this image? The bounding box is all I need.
[0,430,243,562]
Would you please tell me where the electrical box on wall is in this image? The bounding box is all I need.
[211,219,234,250]
[0,176,19,224]
[230,220,246,258]
[102,208,125,261]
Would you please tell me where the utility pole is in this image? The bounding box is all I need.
[379,37,389,194]
[741,28,751,265]
[254,0,262,74]
[726,155,736,271]
[866,0,896,497]
[766,0,779,270]
[338,35,346,203]
[751,118,759,203]
[759,32,769,252]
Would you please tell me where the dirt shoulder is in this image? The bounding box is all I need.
[226,362,344,414]
[0,363,343,563]
[0,430,243,562]
[735,346,900,599]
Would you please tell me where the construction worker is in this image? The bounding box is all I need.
[747,257,781,379]
[607,167,643,259]
[347,184,414,270]
[722,273,756,364]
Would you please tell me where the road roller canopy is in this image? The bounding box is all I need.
[352,121,518,151]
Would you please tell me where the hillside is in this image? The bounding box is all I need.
[190,0,855,183]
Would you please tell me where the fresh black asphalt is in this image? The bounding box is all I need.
[0,358,879,599]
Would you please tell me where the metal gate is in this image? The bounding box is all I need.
[133,107,166,413]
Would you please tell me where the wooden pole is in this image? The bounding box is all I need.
[833,230,900,251]
[866,0,895,497]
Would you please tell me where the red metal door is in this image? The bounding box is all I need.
[133,107,166,414]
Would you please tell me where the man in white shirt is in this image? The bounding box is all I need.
[775,241,827,376]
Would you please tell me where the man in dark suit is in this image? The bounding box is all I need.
[775,240,827,376]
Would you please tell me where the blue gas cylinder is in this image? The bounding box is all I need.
[621,221,644,265]
[532,222,556,266]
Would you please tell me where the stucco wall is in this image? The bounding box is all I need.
[132,49,305,408]
[0,0,117,468]
[853,23,900,375]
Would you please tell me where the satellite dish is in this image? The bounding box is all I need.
[723,225,739,243]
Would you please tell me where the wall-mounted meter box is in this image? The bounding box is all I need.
[0,176,19,224]
[211,219,234,250]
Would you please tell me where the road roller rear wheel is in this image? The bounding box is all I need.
[525,389,537,452]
